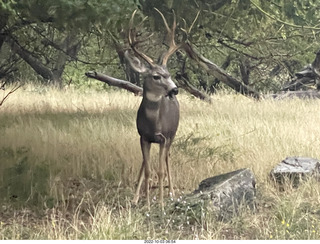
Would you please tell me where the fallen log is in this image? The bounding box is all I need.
[281,49,320,91]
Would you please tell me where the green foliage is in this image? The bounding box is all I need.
[0,0,136,86]
[1,0,320,92]
[137,0,320,92]
[11,0,133,31]
[174,132,235,163]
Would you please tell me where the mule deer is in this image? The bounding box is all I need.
[126,9,181,209]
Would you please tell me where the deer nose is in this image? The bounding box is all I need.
[168,87,178,97]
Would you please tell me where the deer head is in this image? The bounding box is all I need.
[125,9,180,99]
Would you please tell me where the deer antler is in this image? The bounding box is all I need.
[128,10,155,66]
[154,8,181,66]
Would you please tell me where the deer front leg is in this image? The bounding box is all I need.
[133,137,151,208]
[165,145,175,198]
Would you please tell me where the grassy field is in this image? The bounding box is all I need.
[1,84,320,239]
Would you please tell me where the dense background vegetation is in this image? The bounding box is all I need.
[1,0,320,93]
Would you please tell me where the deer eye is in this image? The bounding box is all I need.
[153,75,161,80]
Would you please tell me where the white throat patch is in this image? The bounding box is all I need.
[146,92,161,102]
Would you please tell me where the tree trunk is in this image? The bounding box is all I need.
[0,13,8,50]
[239,57,250,85]
[10,38,54,80]
[209,54,232,94]
[51,34,81,88]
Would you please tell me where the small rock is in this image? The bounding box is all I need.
[270,156,320,187]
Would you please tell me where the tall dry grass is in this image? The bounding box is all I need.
[1,84,320,239]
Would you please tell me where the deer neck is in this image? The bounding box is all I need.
[145,91,162,102]
[141,89,165,122]
[142,90,163,111]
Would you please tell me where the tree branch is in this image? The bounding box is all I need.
[85,71,143,96]
[0,83,22,107]
[175,72,211,103]
[250,0,320,31]
[8,36,53,80]
[182,42,261,99]
[217,39,260,60]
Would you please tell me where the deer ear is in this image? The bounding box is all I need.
[125,51,147,73]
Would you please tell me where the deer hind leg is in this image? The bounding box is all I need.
[133,137,151,208]
[165,143,175,198]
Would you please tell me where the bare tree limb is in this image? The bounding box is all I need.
[250,0,320,31]
[9,37,54,80]
[85,71,143,96]
[0,82,22,107]
[175,51,211,102]
[182,42,261,99]
[175,72,211,103]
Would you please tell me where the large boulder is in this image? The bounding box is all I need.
[174,168,256,221]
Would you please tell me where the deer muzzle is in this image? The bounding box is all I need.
[165,77,178,98]
[168,87,178,97]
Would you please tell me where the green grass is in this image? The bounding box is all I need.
[1,84,320,239]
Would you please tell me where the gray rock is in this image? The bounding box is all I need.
[174,168,256,221]
[265,90,320,100]
[270,156,320,187]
